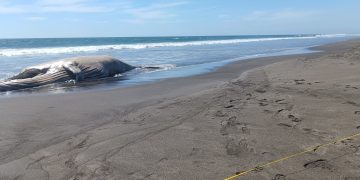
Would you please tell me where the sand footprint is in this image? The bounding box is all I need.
[225,138,252,156]
[258,98,268,106]
[344,177,360,180]
[278,123,293,128]
[288,114,302,122]
[303,159,334,171]
[346,85,359,89]
[294,79,305,85]
[214,110,228,117]
[302,128,332,141]
[220,116,251,135]
[272,174,286,180]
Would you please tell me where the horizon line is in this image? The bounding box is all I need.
[0,33,329,40]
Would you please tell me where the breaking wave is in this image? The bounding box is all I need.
[0,34,349,57]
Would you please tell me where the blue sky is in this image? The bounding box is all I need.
[0,0,359,38]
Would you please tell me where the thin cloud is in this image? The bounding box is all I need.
[0,0,186,18]
[38,0,113,13]
[27,16,47,21]
[123,1,188,23]
[0,0,26,14]
[41,5,111,13]
[0,0,114,14]
[0,6,24,13]
[67,18,81,22]
[242,9,316,21]
[37,0,88,5]
[217,14,236,23]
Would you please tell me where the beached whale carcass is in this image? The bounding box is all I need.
[0,56,135,92]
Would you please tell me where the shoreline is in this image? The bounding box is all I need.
[1,38,360,179]
[1,38,354,99]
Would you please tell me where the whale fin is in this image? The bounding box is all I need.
[7,68,48,81]
[62,63,83,82]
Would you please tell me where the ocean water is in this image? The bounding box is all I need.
[0,34,356,94]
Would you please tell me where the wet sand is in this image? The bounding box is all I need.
[0,39,360,179]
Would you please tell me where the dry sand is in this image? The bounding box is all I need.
[0,39,360,180]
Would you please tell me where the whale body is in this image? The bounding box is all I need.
[0,56,135,92]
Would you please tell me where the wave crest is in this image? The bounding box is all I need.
[0,34,350,57]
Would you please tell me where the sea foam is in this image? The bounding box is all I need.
[0,34,348,57]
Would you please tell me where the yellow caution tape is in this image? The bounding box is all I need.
[225,131,360,180]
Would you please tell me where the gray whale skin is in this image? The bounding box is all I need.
[0,56,135,92]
